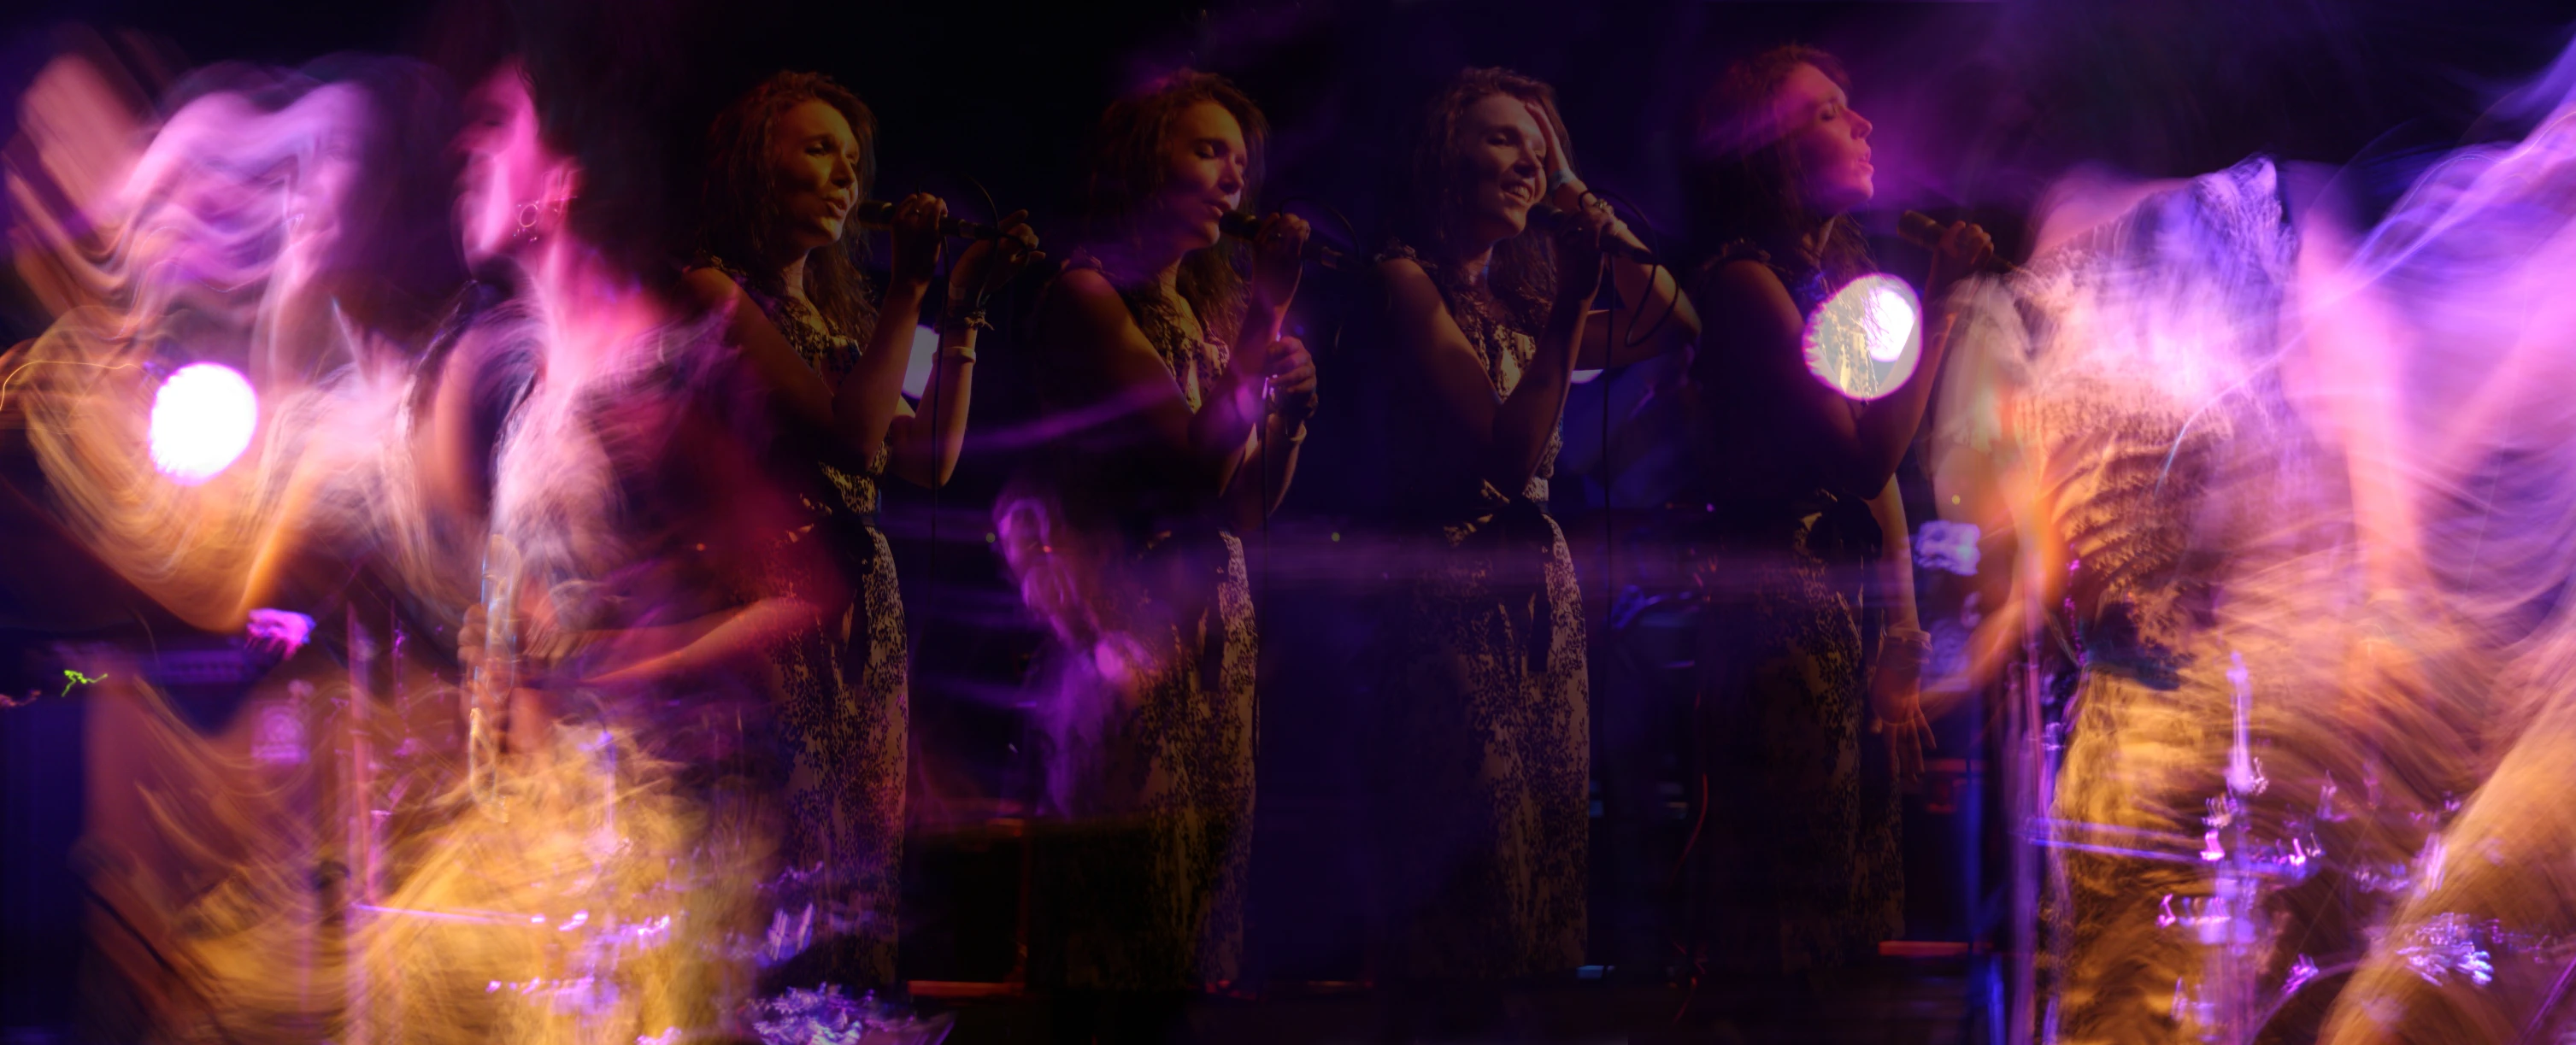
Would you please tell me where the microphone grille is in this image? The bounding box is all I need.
[1217,210,1262,240]
[1897,209,1944,244]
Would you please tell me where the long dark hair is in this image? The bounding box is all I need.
[1393,67,1567,332]
[1685,45,1873,291]
[1079,69,1267,346]
[697,71,880,338]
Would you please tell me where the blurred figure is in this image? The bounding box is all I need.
[1924,151,2486,1042]
[1676,44,1987,993]
[994,68,1313,1042]
[2305,79,2576,1045]
[682,69,1038,994]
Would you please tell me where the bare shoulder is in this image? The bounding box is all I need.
[1690,257,1794,314]
[676,266,746,310]
[1373,255,1449,320]
[1038,267,1135,336]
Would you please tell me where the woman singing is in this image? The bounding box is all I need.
[992,69,1313,1037]
[1678,44,1990,987]
[1357,66,1691,1009]
[682,70,1038,990]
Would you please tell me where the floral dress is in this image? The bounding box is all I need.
[1683,243,1904,977]
[1003,256,1258,990]
[710,261,909,990]
[1361,242,1591,980]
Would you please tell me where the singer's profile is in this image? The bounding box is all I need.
[680,69,1039,992]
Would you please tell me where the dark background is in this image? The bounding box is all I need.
[7,0,2576,1035]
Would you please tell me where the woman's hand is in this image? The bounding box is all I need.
[1925,219,1997,297]
[886,191,947,292]
[1550,196,1609,306]
[947,209,1042,306]
[1263,334,1317,428]
[1529,100,1586,210]
[1872,628,1935,790]
[1247,210,1313,314]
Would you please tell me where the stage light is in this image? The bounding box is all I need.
[1803,273,1921,400]
[149,362,257,484]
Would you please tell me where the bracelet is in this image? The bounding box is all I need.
[938,343,978,364]
[938,308,991,333]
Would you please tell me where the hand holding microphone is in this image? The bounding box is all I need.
[1528,203,1661,266]
[1219,210,1347,272]
[1262,334,1318,427]
[854,197,1003,240]
[1898,210,2008,291]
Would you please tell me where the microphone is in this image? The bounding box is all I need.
[1218,211,1350,271]
[1898,210,2015,275]
[1527,204,1661,266]
[852,199,1000,240]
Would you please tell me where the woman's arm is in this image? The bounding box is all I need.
[1543,186,1697,369]
[888,212,1040,490]
[676,268,851,463]
[1039,267,1256,496]
[829,194,942,468]
[1525,105,1698,369]
[1691,260,1927,497]
[1222,336,1315,530]
[1379,242,1600,499]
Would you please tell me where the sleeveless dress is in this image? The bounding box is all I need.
[1683,244,1904,977]
[708,261,909,990]
[1361,242,1590,980]
[1005,255,1257,990]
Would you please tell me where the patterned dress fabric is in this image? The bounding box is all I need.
[710,261,909,990]
[1683,242,1903,977]
[1361,242,1590,981]
[1014,257,1258,991]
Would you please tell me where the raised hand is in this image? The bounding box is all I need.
[1550,195,1609,304]
[1247,210,1313,314]
[1264,334,1317,427]
[1926,219,1997,296]
[886,191,947,291]
[949,209,1042,304]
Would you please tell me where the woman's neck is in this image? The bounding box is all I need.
[1438,231,1501,290]
[771,250,810,304]
[1789,214,1838,270]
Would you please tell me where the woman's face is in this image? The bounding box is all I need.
[1452,92,1548,245]
[1142,100,1247,255]
[765,98,861,260]
[455,68,551,262]
[1775,62,1873,215]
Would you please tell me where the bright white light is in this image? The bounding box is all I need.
[1864,285,1918,361]
[902,325,939,399]
[149,362,257,484]
[1802,273,1922,401]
